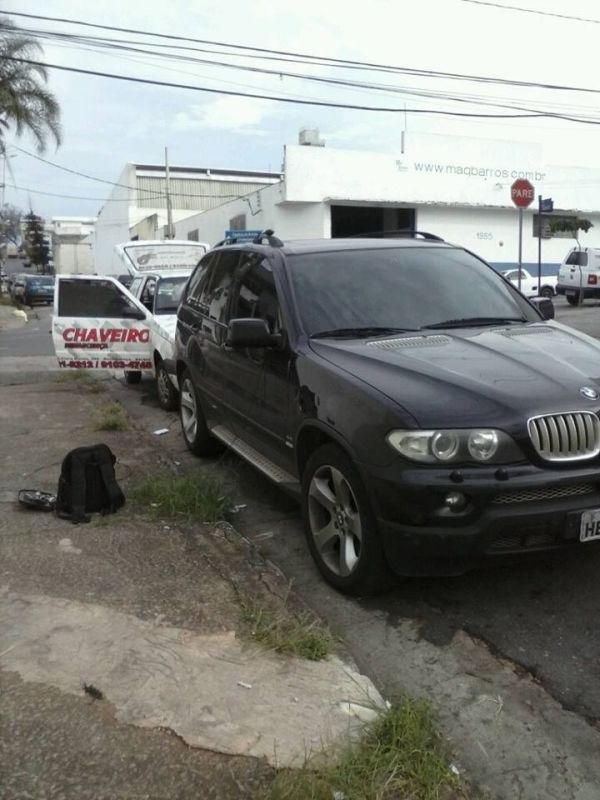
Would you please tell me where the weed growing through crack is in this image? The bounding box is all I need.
[130,473,230,523]
[261,697,466,800]
[239,595,336,661]
[93,401,128,431]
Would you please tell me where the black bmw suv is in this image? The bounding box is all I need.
[174,232,600,594]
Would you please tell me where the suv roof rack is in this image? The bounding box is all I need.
[348,229,445,242]
[252,229,284,247]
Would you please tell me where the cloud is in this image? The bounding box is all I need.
[172,97,275,135]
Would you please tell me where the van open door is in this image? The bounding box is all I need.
[52,275,153,371]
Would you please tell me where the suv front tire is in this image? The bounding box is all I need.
[302,443,392,595]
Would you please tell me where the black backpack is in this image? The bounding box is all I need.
[55,444,125,524]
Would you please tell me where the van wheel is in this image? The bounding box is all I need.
[125,370,142,384]
[179,370,222,456]
[566,291,583,306]
[302,444,393,595]
[156,361,178,411]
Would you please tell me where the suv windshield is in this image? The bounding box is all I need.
[154,276,188,314]
[288,247,535,336]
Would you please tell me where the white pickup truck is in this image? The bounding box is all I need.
[501,268,557,298]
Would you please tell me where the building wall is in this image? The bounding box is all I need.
[174,181,329,245]
[416,206,600,268]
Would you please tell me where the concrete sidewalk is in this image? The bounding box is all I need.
[0,372,383,799]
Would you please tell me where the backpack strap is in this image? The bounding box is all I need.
[94,446,125,513]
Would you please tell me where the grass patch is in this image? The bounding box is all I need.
[57,371,105,393]
[0,293,15,307]
[261,697,465,800]
[239,595,336,661]
[130,473,229,523]
[93,401,128,431]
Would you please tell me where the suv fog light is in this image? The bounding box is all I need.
[445,491,467,511]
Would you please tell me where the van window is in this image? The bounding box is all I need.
[58,279,139,318]
[566,251,588,266]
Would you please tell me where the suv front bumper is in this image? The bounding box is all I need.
[362,461,600,576]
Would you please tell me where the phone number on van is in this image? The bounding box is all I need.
[58,359,153,370]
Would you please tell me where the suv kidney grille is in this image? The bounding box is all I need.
[528,412,600,461]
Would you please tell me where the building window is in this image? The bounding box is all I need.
[533,214,577,239]
[187,229,199,241]
[229,214,246,231]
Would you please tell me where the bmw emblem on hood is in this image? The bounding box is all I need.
[580,386,599,400]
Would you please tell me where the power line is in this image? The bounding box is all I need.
[5,8,600,96]
[11,22,600,120]
[6,184,156,201]
[8,56,600,125]
[460,0,600,24]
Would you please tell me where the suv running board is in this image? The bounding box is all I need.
[211,425,299,489]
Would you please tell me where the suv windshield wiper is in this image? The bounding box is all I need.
[422,317,527,330]
[310,326,419,339]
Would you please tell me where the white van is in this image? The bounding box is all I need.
[99,239,210,285]
[52,239,210,410]
[557,247,600,305]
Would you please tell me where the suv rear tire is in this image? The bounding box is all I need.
[179,370,222,456]
[302,443,393,595]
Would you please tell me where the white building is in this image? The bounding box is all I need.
[174,132,600,271]
[93,163,281,272]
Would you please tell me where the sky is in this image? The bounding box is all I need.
[4,0,600,218]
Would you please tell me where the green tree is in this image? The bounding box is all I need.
[24,211,50,273]
[0,17,61,153]
[550,217,593,246]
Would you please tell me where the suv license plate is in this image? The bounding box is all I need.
[580,509,600,542]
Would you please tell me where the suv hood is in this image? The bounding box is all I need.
[309,322,600,430]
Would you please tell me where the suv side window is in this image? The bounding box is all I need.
[203,251,240,325]
[186,253,218,313]
[231,254,281,333]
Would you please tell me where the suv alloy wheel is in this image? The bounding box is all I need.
[179,370,222,456]
[302,443,392,595]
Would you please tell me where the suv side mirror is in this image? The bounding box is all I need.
[531,296,554,320]
[227,318,273,348]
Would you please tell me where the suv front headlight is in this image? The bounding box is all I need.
[387,428,521,464]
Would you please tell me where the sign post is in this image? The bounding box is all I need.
[537,196,554,297]
[511,179,535,291]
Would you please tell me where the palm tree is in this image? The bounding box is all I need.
[0,17,61,153]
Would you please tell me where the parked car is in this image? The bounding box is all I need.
[50,270,192,411]
[501,268,556,298]
[556,247,600,305]
[22,275,55,306]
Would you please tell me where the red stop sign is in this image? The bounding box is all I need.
[511,178,535,208]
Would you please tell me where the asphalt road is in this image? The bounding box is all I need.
[1,257,54,357]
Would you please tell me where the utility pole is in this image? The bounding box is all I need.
[165,146,174,239]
